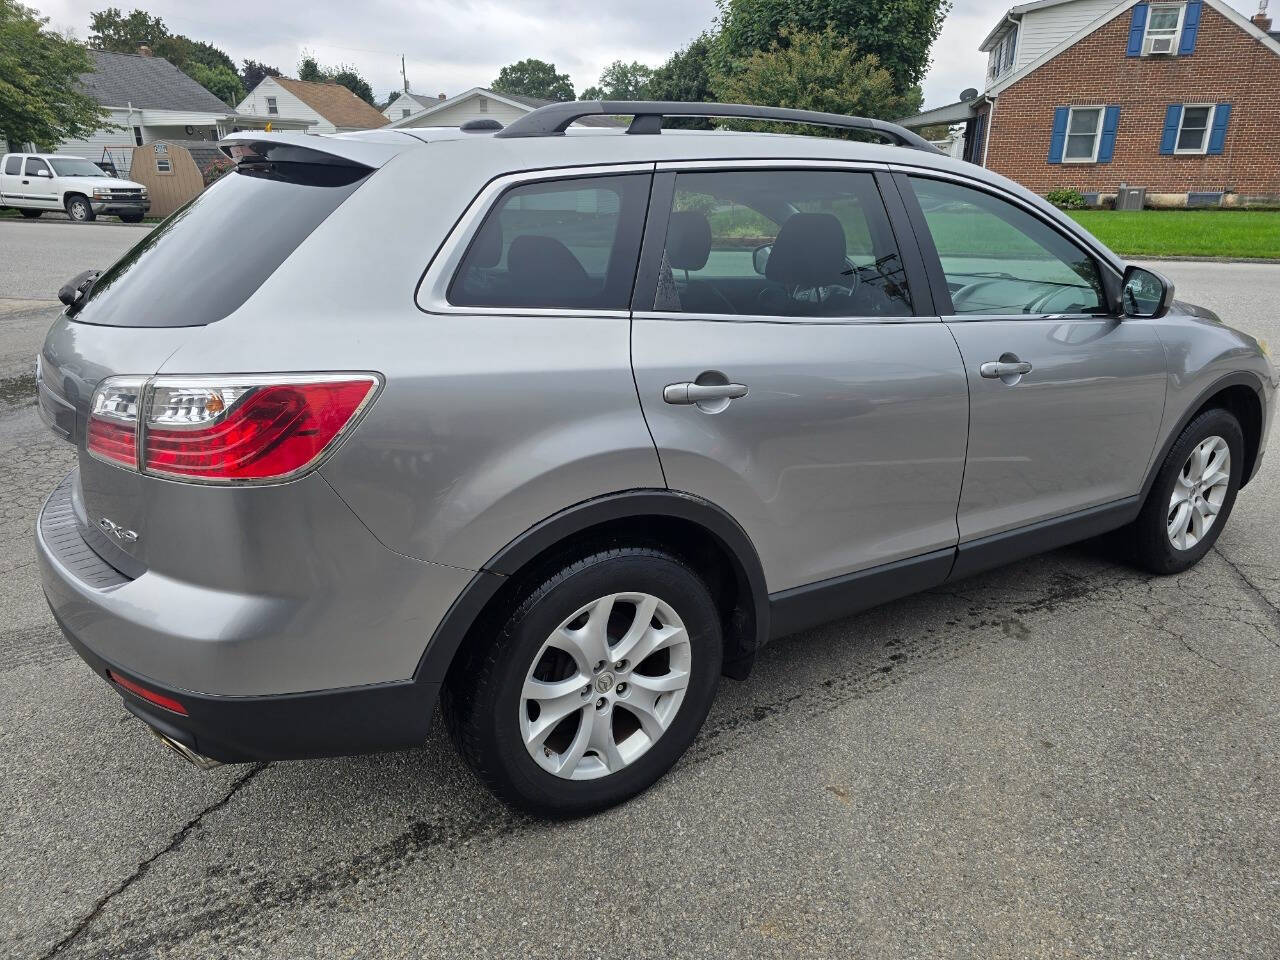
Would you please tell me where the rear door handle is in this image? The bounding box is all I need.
[663,382,748,405]
[980,359,1033,379]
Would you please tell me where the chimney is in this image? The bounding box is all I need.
[137,44,153,57]
[438,92,447,100]
[1253,0,1272,32]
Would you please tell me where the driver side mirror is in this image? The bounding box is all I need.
[752,244,771,276]
[1121,265,1174,319]
[36,169,51,178]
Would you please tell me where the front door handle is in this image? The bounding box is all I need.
[664,381,749,405]
[980,354,1033,383]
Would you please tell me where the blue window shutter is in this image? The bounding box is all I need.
[1160,105,1182,154]
[1207,103,1231,154]
[1127,3,1149,56]
[1097,106,1121,162]
[1179,1,1202,54]
[1048,107,1069,163]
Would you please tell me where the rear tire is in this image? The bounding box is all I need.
[19,209,42,219]
[65,195,94,222]
[1131,407,1243,575]
[446,546,722,818]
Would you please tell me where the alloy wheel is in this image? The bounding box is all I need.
[519,592,692,780]
[1167,435,1230,551]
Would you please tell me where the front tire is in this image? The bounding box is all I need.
[447,546,723,818]
[1132,407,1243,575]
[65,195,95,222]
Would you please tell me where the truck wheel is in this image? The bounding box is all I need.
[446,546,723,818]
[65,195,95,223]
[20,209,42,219]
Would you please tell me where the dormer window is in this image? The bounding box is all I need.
[1144,3,1185,55]
[988,26,1019,79]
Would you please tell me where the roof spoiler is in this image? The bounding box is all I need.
[494,101,942,153]
[218,132,399,169]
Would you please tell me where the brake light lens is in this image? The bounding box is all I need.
[87,376,145,468]
[142,375,379,482]
[107,669,188,715]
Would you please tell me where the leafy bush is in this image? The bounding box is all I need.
[1047,188,1087,209]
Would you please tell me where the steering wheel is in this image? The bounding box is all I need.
[950,278,1005,310]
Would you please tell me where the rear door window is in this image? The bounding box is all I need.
[4,156,21,175]
[651,169,913,318]
[74,161,368,327]
[448,174,649,311]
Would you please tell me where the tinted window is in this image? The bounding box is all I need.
[49,158,108,177]
[653,169,912,318]
[449,174,649,310]
[909,177,1106,316]
[75,162,367,327]
[4,156,20,175]
[25,158,49,176]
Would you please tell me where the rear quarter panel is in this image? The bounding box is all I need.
[154,145,665,570]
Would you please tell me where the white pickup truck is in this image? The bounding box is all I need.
[1,153,150,223]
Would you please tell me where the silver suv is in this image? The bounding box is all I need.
[36,102,1275,816]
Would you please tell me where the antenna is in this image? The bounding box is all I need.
[401,55,408,93]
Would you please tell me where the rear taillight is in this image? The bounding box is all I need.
[106,669,188,715]
[88,376,145,468]
[87,374,379,483]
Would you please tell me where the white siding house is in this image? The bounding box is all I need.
[389,88,623,131]
[381,91,444,124]
[235,77,388,134]
[982,0,1123,84]
[49,50,304,177]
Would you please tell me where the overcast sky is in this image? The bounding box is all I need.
[38,0,1262,110]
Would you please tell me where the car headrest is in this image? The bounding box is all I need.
[666,211,712,271]
[507,235,590,294]
[765,213,847,288]
[469,218,503,268]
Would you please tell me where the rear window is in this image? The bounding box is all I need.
[74,162,368,327]
[4,156,20,175]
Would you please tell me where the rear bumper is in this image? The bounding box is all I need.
[36,470,461,762]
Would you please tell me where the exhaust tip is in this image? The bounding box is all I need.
[148,726,224,770]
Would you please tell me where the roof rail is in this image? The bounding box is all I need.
[493,100,942,153]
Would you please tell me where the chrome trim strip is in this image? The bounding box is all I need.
[415,162,655,318]
[633,310,937,326]
[655,158,889,172]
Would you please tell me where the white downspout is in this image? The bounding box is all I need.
[982,95,996,168]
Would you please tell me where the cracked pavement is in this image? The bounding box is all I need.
[1,260,1278,958]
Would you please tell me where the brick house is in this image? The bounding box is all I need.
[902,0,1280,206]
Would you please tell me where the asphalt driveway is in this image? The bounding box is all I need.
[1,257,1277,958]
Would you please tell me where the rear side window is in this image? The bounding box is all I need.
[4,156,20,175]
[75,162,367,327]
[652,169,912,318]
[449,174,649,311]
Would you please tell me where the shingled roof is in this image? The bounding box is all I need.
[78,49,233,113]
[272,77,389,129]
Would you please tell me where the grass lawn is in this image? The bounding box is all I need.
[1065,210,1280,259]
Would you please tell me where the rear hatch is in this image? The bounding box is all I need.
[39,142,375,575]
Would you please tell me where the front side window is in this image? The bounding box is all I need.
[4,156,21,175]
[1064,107,1102,162]
[909,177,1106,317]
[266,96,278,115]
[449,174,649,310]
[653,169,912,318]
[1144,2,1184,53]
[1176,104,1213,153]
[24,157,50,177]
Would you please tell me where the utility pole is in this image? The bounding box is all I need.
[401,55,408,92]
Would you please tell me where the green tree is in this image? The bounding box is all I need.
[711,26,921,134]
[240,58,280,91]
[579,59,653,100]
[0,0,109,150]
[646,33,716,128]
[492,58,574,102]
[714,0,949,97]
[87,6,165,52]
[185,61,243,106]
[296,52,376,105]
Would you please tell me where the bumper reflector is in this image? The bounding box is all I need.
[107,669,189,715]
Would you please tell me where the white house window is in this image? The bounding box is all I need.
[266,96,278,115]
[988,27,1019,79]
[132,126,143,146]
[1144,3,1184,55]
[478,96,489,112]
[1176,104,1214,153]
[1064,107,1103,162]
[401,107,410,117]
